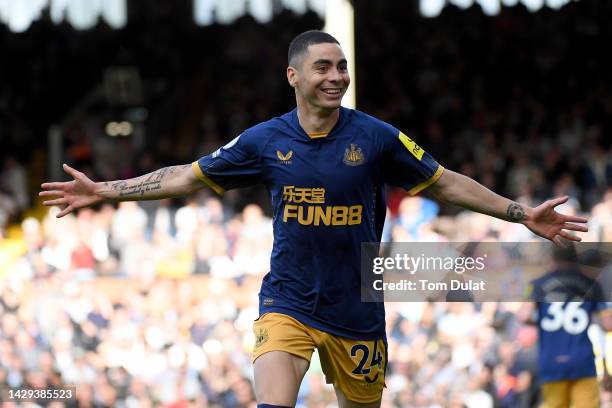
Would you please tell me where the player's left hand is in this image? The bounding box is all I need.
[522,196,588,246]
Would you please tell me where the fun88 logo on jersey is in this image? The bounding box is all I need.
[282,186,362,226]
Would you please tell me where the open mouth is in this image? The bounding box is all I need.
[321,88,342,96]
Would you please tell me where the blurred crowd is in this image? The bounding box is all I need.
[1,189,612,407]
[1,1,612,407]
[1,1,611,233]
[356,1,612,216]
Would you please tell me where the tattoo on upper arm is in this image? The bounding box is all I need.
[111,166,185,197]
[506,203,526,221]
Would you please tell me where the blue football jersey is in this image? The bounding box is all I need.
[192,107,443,339]
[530,268,609,382]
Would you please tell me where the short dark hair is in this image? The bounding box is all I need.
[288,30,340,67]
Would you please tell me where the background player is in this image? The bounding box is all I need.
[520,246,612,408]
[40,31,588,408]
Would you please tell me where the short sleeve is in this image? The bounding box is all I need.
[192,131,263,195]
[378,125,443,195]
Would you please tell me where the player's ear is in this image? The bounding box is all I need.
[287,66,298,88]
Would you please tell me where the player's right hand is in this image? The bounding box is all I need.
[39,164,102,218]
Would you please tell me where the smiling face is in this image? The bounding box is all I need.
[287,42,350,114]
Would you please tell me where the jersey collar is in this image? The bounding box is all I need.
[289,107,351,141]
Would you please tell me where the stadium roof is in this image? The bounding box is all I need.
[0,0,577,32]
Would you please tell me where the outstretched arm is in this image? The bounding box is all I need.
[40,163,202,218]
[427,169,588,245]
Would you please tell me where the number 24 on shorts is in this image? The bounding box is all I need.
[350,340,384,383]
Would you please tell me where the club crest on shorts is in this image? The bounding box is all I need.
[255,328,269,348]
[343,144,365,166]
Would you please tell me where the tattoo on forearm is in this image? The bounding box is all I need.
[109,165,187,197]
[506,203,526,221]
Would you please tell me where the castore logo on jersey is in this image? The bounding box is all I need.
[276,150,293,164]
